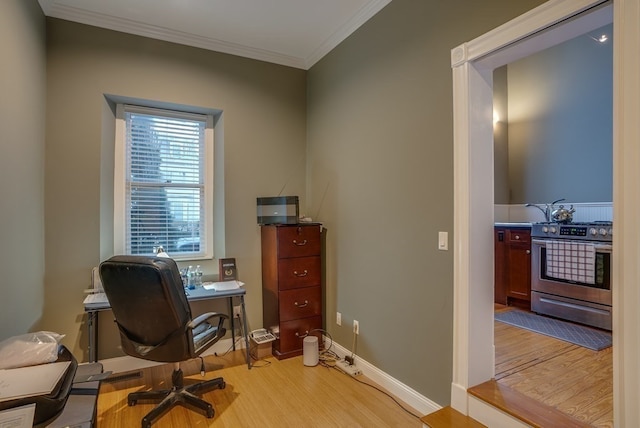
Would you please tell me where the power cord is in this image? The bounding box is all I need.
[215,305,249,356]
[348,327,358,365]
[236,310,273,367]
[198,356,206,376]
[319,328,420,420]
[248,343,272,367]
[330,364,422,420]
[308,329,340,367]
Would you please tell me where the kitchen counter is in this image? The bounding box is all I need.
[494,222,532,228]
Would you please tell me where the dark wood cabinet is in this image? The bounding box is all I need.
[495,226,531,308]
[261,224,323,359]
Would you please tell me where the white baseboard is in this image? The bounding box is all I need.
[450,382,469,414]
[329,339,440,417]
[99,336,439,419]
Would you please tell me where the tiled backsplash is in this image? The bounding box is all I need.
[495,202,613,223]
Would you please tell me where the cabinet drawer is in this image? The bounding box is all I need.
[277,256,321,290]
[507,229,530,243]
[279,287,322,322]
[276,316,322,355]
[277,225,321,258]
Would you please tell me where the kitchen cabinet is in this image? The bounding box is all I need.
[261,224,323,360]
[495,226,531,308]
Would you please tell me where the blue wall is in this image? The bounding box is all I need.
[501,24,612,204]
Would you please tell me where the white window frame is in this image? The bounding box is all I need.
[114,103,214,260]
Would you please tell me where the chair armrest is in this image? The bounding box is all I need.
[189,312,228,332]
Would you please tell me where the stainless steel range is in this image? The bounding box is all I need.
[531,221,612,330]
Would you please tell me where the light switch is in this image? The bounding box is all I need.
[438,231,448,250]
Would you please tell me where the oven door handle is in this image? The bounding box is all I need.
[532,238,612,253]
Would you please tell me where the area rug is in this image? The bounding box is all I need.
[495,310,612,351]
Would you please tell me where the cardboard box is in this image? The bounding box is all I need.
[251,339,273,360]
[257,196,299,225]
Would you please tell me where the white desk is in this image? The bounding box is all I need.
[83,287,251,369]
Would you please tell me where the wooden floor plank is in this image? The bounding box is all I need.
[468,380,591,428]
[421,406,486,428]
[490,307,613,427]
[97,351,423,427]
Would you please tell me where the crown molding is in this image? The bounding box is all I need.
[304,0,391,69]
[39,1,307,69]
[39,0,392,70]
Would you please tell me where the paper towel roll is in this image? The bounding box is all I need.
[303,336,319,366]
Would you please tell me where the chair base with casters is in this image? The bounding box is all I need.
[129,361,226,428]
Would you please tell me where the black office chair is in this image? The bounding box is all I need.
[99,255,228,428]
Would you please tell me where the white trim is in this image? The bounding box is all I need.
[612,0,640,425]
[39,2,305,69]
[113,104,126,253]
[450,0,640,425]
[97,336,440,419]
[38,1,391,70]
[113,104,215,260]
[304,0,392,69]
[468,396,531,428]
[330,340,440,417]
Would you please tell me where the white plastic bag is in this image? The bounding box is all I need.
[0,331,65,369]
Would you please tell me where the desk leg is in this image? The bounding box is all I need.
[88,310,98,363]
[239,295,251,369]
[228,297,236,351]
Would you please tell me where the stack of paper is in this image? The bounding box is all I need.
[0,361,71,402]
[202,280,245,291]
[82,293,109,305]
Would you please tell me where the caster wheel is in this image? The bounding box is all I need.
[128,399,137,406]
[206,407,214,418]
[220,381,226,390]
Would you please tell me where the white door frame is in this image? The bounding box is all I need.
[451,0,640,425]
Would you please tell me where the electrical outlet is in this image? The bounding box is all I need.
[233,305,242,318]
[336,312,342,326]
[353,320,359,335]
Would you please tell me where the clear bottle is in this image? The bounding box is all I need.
[187,265,195,289]
[195,265,203,286]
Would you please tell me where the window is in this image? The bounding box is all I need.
[114,104,214,260]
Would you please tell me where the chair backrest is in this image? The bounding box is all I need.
[99,255,195,362]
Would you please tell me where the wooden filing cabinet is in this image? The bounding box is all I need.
[261,224,323,360]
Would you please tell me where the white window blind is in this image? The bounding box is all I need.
[116,105,213,259]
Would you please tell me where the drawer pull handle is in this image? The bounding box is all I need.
[295,300,309,308]
[293,239,308,246]
[295,330,309,338]
[293,270,308,277]
[515,235,520,240]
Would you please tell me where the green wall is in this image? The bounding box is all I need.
[306,0,545,406]
[1,0,549,409]
[507,24,613,204]
[0,0,46,339]
[44,19,307,360]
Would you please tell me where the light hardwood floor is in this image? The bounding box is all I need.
[491,307,613,427]
[97,351,423,427]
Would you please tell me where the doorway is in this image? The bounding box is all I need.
[491,14,613,424]
[450,0,640,425]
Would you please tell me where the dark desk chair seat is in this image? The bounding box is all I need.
[99,255,228,428]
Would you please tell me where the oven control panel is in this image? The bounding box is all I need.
[560,226,587,237]
[531,222,612,242]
